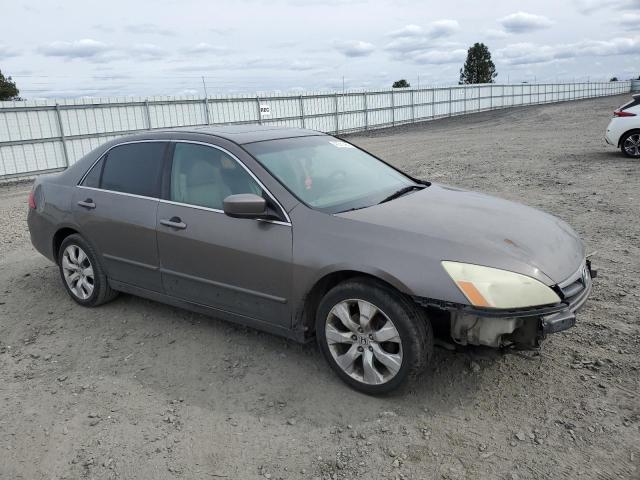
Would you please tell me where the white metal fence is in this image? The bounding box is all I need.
[0,81,631,180]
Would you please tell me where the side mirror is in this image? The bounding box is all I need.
[223,193,267,218]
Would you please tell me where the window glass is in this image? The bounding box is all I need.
[81,157,103,188]
[100,142,166,197]
[170,143,262,210]
[244,136,414,213]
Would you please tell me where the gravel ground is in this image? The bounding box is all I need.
[0,94,638,480]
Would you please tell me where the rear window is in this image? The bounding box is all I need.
[100,142,167,197]
[621,96,640,111]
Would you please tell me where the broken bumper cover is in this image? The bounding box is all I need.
[413,261,595,347]
[541,269,592,335]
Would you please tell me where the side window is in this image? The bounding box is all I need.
[81,157,104,188]
[100,142,166,197]
[170,143,262,210]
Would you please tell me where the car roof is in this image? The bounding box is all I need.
[150,125,327,145]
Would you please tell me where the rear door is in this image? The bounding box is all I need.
[74,141,168,292]
[156,141,293,328]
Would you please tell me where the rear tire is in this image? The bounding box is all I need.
[316,278,433,395]
[58,234,118,307]
[620,131,640,158]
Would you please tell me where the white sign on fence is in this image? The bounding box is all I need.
[259,104,271,116]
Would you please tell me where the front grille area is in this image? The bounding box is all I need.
[557,262,589,303]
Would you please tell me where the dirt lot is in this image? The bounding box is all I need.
[1,95,638,480]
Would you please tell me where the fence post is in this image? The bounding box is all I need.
[54,103,70,167]
[431,88,435,119]
[448,88,452,116]
[334,93,339,134]
[477,85,481,112]
[299,95,305,129]
[256,96,262,125]
[144,99,153,129]
[463,86,467,113]
[203,97,210,125]
[363,92,368,130]
[390,90,395,127]
[410,89,415,123]
[490,85,493,109]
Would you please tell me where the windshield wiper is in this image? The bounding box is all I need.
[378,185,424,205]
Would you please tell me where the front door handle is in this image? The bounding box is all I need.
[77,198,96,209]
[160,216,187,230]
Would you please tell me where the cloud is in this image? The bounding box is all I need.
[124,23,176,36]
[412,49,467,64]
[620,12,640,28]
[37,39,112,59]
[0,44,20,60]
[129,43,165,60]
[243,58,318,70]
[388,24,423,38]
[498,36,640,65]
[183,43,232,55]
[168,57,319,73]
[499,12,554,33]
[388,20,460,40]
[385,20,461,57]
[485,29,509,39]
[334,40,375,57]
[576,0,640,14]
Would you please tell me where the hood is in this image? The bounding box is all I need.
[336,183,585,284]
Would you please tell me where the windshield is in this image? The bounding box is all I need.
[244,136,417,213]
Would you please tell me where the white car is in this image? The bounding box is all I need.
[605,93,640,158]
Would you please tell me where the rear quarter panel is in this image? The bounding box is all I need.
[28,176,79,262]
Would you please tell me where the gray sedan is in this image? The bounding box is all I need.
[27,126,594,394]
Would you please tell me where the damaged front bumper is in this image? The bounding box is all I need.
[414,260,595,348]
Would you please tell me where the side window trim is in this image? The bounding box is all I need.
[76,140,169,197]
[76,139,291,225]
[165,140,291,225]
[78,153,106,188]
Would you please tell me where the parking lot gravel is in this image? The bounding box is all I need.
[1,94,638,480]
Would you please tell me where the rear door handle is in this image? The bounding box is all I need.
[77,198,96,209]
[160,216,187,230]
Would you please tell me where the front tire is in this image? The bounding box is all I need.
[58,234,118,307]
[621,131,640,158]
[316,278,433,395]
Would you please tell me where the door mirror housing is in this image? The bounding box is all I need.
[223,194,267,218]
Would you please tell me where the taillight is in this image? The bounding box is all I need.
[614,110,636,117]
[28,190,36,209]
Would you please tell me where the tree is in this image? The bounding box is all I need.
[0,70,20,101]
[392,79,410,88]
[459,43,497,84]
[610,76,619,82]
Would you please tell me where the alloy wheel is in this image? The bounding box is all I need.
[61,244,95,300]
[623,133,640,157]
[325,299,403,385]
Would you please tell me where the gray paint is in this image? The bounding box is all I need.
[28,126,588,341]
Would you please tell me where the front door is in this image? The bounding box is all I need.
[74,141,168,292]
[156,142,293,328]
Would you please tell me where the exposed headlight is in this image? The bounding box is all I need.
[442,261,561,309]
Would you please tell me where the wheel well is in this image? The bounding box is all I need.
[52,227,78,260]
[619,128,640,147]
[298,270,405,338]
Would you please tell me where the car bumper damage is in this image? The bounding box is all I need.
[414,260,595,349]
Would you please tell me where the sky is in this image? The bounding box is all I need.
[0,0,639,98]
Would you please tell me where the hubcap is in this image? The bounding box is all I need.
[61,245,94,300]
[623,134,640,157]
[325,299,402,385]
